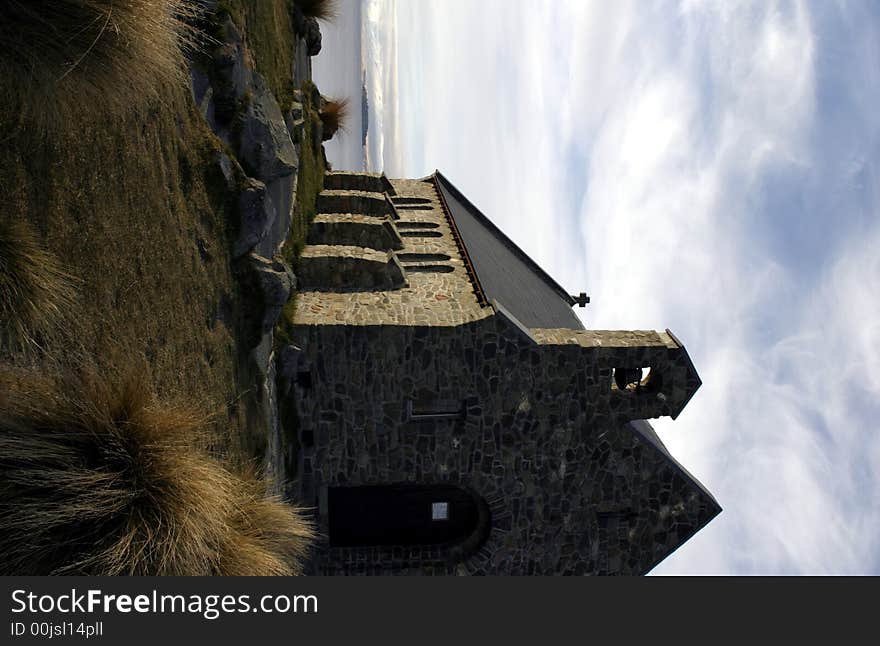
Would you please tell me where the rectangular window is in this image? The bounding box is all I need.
[406,399,464,421]
[432,502,449,521]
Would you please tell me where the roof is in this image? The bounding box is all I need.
[628,419,720,510]
[433,171,585,330]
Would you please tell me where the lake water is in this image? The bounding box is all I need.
[311,0,366,171]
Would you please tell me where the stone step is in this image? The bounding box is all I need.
[308,213,404,251]
[316,190,399,219]
[323,171,396,195]
[297,245,407,291]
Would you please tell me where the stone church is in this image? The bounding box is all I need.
[286,170,720,575]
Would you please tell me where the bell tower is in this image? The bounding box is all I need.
[530,327,702,421]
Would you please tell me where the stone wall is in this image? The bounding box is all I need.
[308,214,404,251]
[290,311,716,575]
[287,172,717,575]
[294,177,491,327]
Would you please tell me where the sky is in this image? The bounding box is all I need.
[311,0,364,170]
[313,0,880,575]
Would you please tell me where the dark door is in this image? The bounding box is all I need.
[328,484,479,547]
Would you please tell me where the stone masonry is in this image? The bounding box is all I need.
[284,171,720,575]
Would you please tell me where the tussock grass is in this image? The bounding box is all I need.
[295,0,339,21]
[0,0,202,130]
[219,476,315,575]
[319,97,349,141]
[0,368,314,575]
[0,218,77,350]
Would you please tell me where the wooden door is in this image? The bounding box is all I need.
[328,484,480,547]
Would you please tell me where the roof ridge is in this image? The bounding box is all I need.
[433,170,576,307]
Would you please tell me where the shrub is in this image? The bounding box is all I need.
[295,0,339,21]
[0,218,77,350]
[0,369,314,575]
[0,0,201,129]
[319,97,350,141]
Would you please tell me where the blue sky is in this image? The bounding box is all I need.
[314,0,880,574]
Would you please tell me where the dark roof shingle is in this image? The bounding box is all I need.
[434,171,585,330]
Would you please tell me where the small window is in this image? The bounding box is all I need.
[432,502,449,521]
[397,221,440,230]
[405,264,454,273]
[400,230,443,238]
[392,197,432,205]
[407,399,464,420]
[398,253,451,262]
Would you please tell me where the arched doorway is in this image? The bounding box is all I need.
[328,484,482,547]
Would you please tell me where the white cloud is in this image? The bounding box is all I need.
[366,0,880,573]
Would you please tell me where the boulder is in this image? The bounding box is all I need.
[255,173,297,258]
[247,253,296,336]
[303,17,322,56]
[211,17,253,125]
[234,178,277,258]
[235,74,298,258]
[189,66,214,121]
[238,75,297,182]
[215,150,238,187]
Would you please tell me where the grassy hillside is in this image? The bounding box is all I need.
[0,0,324,465]
[0,0,329,576]
[220,0,299,110]
[0,88,251,456]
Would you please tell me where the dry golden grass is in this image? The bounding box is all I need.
[0,0,201,130]
[319,97,350,141]
[295,0,339,21]
[0,78,262,459]
[0,218,77,350]
[0,368,314,576]
[218,475,315,576]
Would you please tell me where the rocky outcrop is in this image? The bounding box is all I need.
[235,252,297,491]
[239,76,298,182]
[186,6,323,489]
[194,16,299,260]
[209,18,254,131]
[247,253,296,371]
[235,178,277,258]
[238,75,299,258]
[303,18,323,56]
